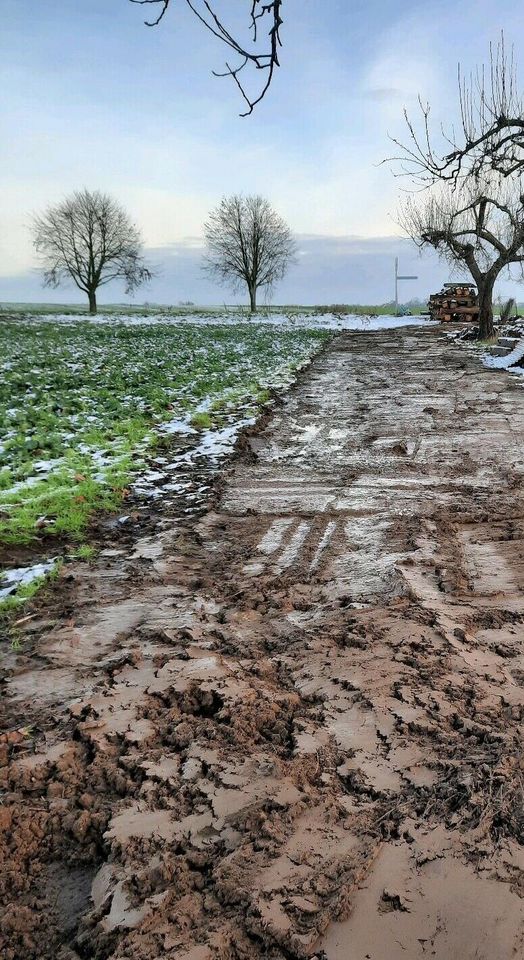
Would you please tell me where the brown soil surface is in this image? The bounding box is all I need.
[2,325,524,960]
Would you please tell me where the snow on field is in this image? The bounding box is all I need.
[20,311,431,331]
[0,318,333,597]
[133,416,258,503]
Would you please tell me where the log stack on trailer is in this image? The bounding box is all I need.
[428,283,479,323]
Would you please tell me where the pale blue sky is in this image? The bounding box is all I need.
[2,0,524,304]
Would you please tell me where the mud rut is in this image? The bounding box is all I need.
[2,326,524,960]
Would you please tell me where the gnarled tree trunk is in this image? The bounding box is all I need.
[477,276,495,341]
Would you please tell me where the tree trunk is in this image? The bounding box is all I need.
[88,289,97,315]
[248,285,257,313]
[477,277,495,341]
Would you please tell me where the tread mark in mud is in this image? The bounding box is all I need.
[310,520,338,572]
[257,517,294,555]
[278,521,311,569]
[245,517,340,577]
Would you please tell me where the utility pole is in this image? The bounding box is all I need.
[395,257,418,314]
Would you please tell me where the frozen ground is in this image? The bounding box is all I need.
[19,311,431,331]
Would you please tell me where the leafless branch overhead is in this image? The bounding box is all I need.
[387,34,524,186]
[129,0,284,115]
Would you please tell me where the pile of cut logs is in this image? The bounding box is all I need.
[428,283,479,322]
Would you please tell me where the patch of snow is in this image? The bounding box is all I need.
[483,338,524,371]
[32,458,62,474]
[162,417,196,436]
[0,558,57,600]
[2,475,42,496]
[297,424,322,442]
[258,518,294,556]
[129,415,256,507]
[21,311,432,332]
[140,470,167,483]
[190,419,255,460]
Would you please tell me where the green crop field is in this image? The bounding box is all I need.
[0,317,329,553]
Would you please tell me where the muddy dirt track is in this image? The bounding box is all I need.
[2,325,524,960]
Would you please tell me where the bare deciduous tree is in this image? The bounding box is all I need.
[400,182,524,339]
[129,0,283,115]
[33,189,151,314]
[204,194,296,312]
[390,35,524,185]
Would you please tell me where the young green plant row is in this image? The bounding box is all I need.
[0,319,329,547]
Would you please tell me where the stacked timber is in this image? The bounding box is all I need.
[428,283,479,323]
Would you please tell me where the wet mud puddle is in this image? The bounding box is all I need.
[2,327,524,960]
